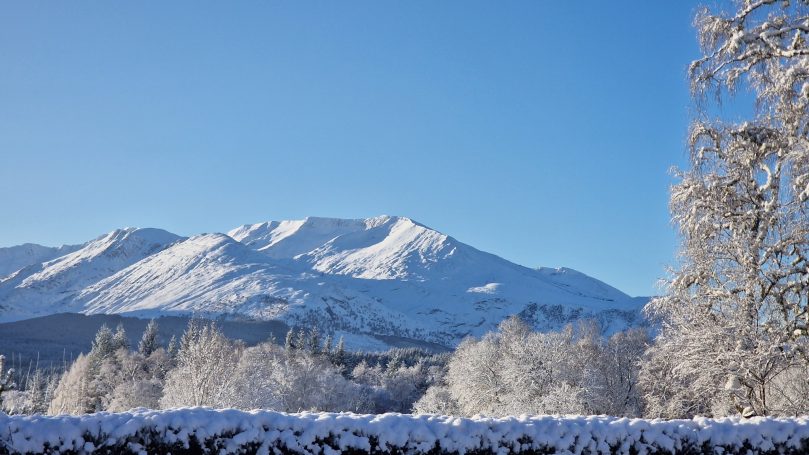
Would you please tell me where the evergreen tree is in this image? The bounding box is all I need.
[323,333,333,356]
[167,335,179,358]
[294,329,308,354]
[90,325,115,360]
[307,328,321,355]
[284,328,296,352]
[138,319,160,357]
[386,350,404,372]
[334,336,346,368]
[26,368,50,414]
[112,323,129,351]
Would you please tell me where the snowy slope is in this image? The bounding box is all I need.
[74,233,416,340]
[229,217,369,260]
[229,217,630,303]
[0,217,646,346]
[228,216,642,338]
[230,216,467,280]
[0,228,182,321]
[0,243,81,278]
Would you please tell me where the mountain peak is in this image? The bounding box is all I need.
[226,215,450,280]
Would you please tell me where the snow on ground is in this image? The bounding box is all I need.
[1,408,808,455]
[331,330,391,352]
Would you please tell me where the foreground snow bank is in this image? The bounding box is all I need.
[1,408,808,454]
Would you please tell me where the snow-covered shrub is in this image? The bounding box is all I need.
[1,368,54,416]
[2,408,809,455]
[0,391,29,415]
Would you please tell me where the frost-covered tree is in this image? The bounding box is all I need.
[294,329,308,354]
[0,355,15,409]
[48,354,93,415]
[412,385,459,415]
[323,333,333,355]
[4,369,57,415]
[334,336,346,369]
[108,377,163,412]
[25,368,51,414]
[351,359,432,413]
[435,317,645,417]
[644,0,809,418]
[166,335,178,358]
[1,391,29,415]
[138,319,160,357]
[50,330,171,415]
[160,320,243,408]
[88,324,128,411]
[227,343,370,413]
[105,347,172,412]
[90,325,116,361]
[284,328,295,351]
[584,328,648,417]
[112,323,129,351]
[49,324,123,415]
[307,328,321,355]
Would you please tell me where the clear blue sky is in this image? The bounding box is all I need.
[1,1,705,297]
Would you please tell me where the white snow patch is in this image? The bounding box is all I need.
[467,283,502,294]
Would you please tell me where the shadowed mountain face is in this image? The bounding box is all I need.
[0,216,647,348]
[0,312,451,367]
[0,313,290,368]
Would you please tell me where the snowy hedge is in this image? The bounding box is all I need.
[1,409,809,455]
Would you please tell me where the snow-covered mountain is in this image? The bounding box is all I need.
[0,243,81,278]
[0,217,646,347]
[0,228,182,321]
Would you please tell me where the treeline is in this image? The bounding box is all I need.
[0,316,650,417]
[3,313,809,419]
[0,318,449,416]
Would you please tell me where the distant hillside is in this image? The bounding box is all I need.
[0,313,448,368]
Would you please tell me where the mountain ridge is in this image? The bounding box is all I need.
[0,216,647,348]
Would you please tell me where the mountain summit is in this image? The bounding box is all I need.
[0,217,645,348]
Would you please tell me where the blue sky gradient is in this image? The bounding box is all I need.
[1,1,707,296]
